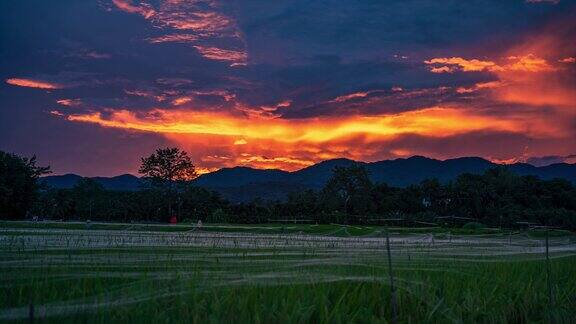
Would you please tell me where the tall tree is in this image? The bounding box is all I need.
[0,151,51,219]
[322,165,373,218]
[139,148,197,220]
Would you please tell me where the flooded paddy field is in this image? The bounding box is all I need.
[1,221,575,322]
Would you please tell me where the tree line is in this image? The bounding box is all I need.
[1,149,575,230]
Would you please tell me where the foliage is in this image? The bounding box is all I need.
[0,151,50,219]
[139,147,197,183]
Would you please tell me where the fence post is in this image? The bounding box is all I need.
[545,228,555,324]
[28,303,34,324]
[385,229,398,324]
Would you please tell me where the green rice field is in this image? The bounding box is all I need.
[1,221,575,323]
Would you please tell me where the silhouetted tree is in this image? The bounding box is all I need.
[139,148,197,182]
[0,151,50,219]
[139,148,198,220]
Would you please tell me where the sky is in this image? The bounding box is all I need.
[1,0,575,176]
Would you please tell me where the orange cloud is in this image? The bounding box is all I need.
[425,55,557,73]
[425,57,502,72]
[490,22,576,108]
[158,11,233,33]
[330,91,371,103]
[146,34,198,44]
[172,97,193,106]
[195,166,219,175]
[6,78,62,90]
[125,89,167,102]
[236,154,315,170]
[559,57,575,63]
[65,106,529,143]
[56,99,82,107]
[49,110,64,116]
[505,54,556,72]
[429,66,454,73]
[456,81,502,94]
[193,45,247,64]
[112,0,155,19]
[425,20,575,110]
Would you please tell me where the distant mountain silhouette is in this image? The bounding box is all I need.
[292,158,358,188]
[42,174,142,191]
[193,167,290,187]
[42,156,576,202]
[91,174,143,191]
[42,174,84,189]
[366,156,494,187]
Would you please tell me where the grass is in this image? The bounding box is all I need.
[1,221,575,323]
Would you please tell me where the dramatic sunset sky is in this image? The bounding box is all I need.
[1,0,575,176]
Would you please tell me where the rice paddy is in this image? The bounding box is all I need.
[1,221,575,323]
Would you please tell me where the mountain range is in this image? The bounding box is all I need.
[42,156,576,202]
